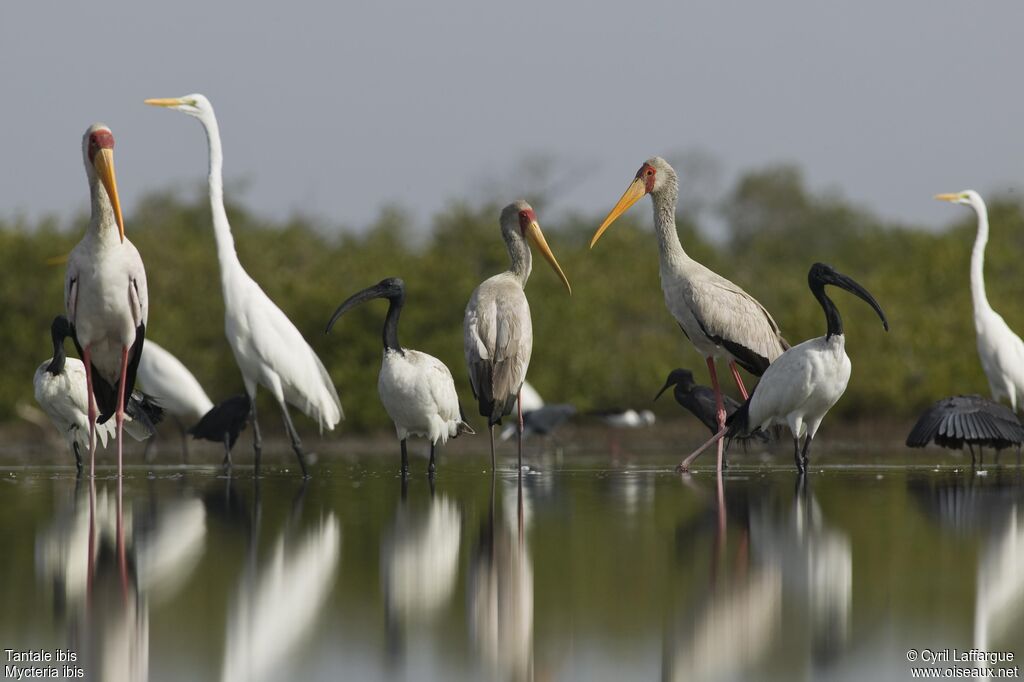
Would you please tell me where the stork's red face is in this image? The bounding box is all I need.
[87,129,115,163]
[636,162,657,194]
[86,126,124,242]
[517,208,537,235]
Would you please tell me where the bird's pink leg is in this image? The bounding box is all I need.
[729,361,749,401]
[708,357,726,473]
[677,356,729,472]
[83,347,97,479]
[115,346,129,478]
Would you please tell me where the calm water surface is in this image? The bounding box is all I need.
[2,451,1023,681]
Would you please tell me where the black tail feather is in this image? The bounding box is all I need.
[189,395,251,450]
[124,391,165,438]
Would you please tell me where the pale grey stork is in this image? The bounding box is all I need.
[326,277,473,476]
[463,201,571,470]
[683,263,888,473]
[935,191,1024,411]
[145,94,342,477]
[34,316,163,472]
[65,124,149,478]
[591,157,788,473]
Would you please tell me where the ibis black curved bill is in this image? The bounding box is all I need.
[326,279,404,334]
[809,263,889,332]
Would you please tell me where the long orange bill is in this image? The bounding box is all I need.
[93,148,124,242]
[144,97,183,108]
[933,193,960,202]
[524,220,571,294]
[591,178,646,248]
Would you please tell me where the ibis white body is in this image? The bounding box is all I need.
[34,357,112,456]
[745,335,851,441]
[137,340,214,422]
[379,348,467,445]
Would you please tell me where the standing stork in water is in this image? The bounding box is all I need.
[935,191,1024,411]
[682,263,888,474]
[145,94,342,477]
[326,277,473,476]
[591,157,788,473]
[464,201,571,470]
[66,124,148,478]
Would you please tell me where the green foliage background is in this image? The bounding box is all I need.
[5,163,1021,434]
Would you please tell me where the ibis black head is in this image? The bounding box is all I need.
[45,315,74,375]
[655,368,697,401]
[808,263,889,337]
[325,277,406,334]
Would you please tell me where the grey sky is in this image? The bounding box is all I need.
[3,1,1023,234]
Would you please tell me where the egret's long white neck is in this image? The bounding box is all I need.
[970,199,992,314]
[198,111,241,281]
[651,179,688,265]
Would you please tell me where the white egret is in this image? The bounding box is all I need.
[145,94,342,477]
[682,263,888,473]
[464,200,571,470]
[592,157,788,472]
[935,191,1024,411]
[35,316,163,472]
[65,124,148,477]
[326,277,473,475]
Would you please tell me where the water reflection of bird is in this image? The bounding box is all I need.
[221,513,340,682]
[381,489,461,658]
[909,472,1024,656]
[468,478,533,680]
[682,264,888,473]
[749,478,852,665]
[906,394,1024,466]
[35,316,163,472]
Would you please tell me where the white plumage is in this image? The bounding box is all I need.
[146,94,342,476]
[137,340,214,422]
[464,201,571,469]
[682,263,888,473]
[593,157,788,472]
[35,316,159,471]
[65,124,149,477]
[936,190,1024,411]
[327,277,471,474]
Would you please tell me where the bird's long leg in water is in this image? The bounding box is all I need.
[801,436,813,471]
[428,442,436,477]
[729,361,750,401]
[250,395,262,476]
[280,403,310,478]
[400,438,409,477]
[677,426,727,472]
[222,432,233,474]
[793,437,803,472]
[707,357,727,473]
[115,346,129,477]
[517,388,524,474]
[73,442,83,475]
[967,443,976,467]
[83,347,97,478]
[489,425,495,471]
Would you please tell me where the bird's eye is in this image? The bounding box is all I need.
[646,169,655,176]
[519,211,528,221]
